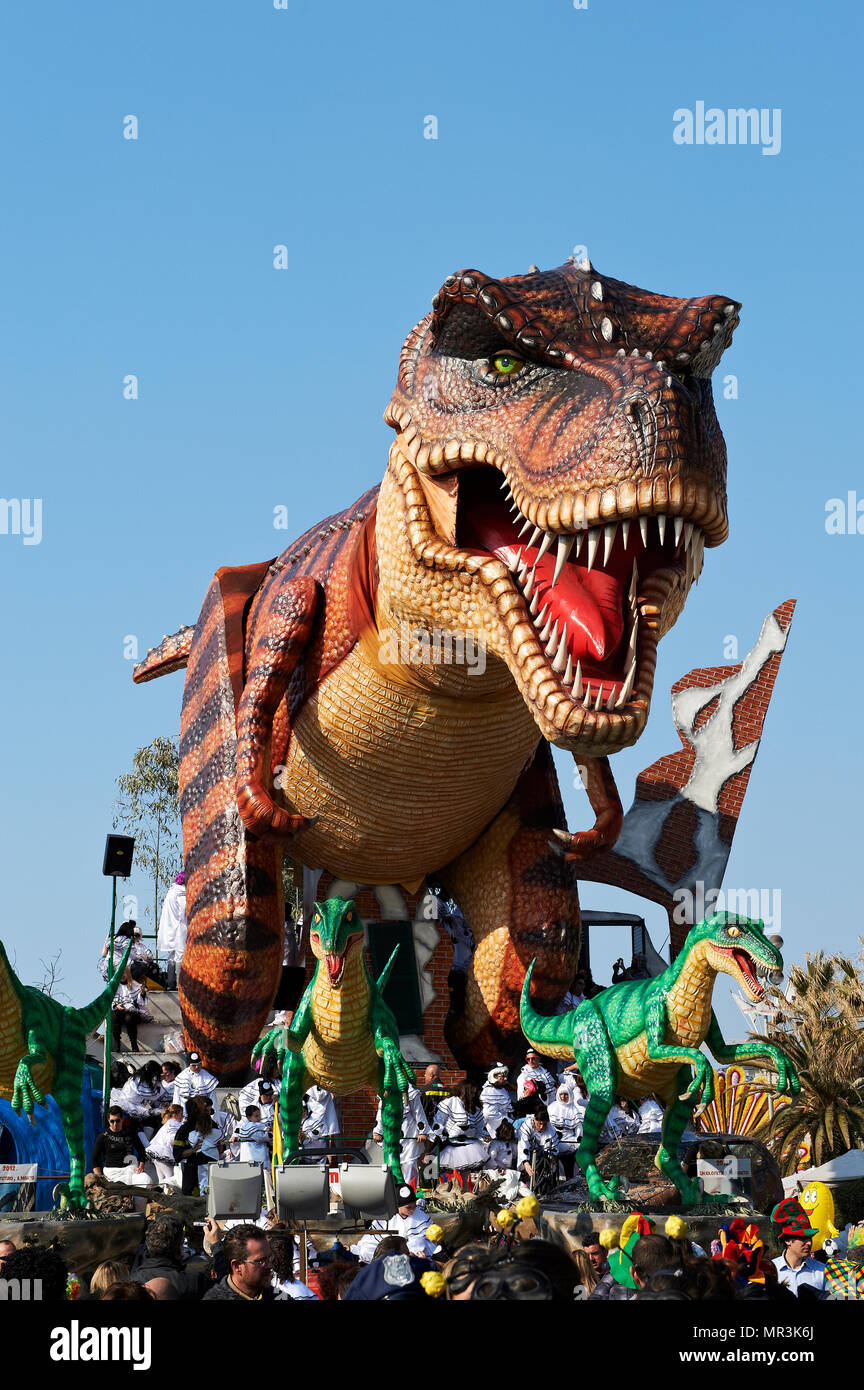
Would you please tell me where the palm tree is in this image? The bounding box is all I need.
[749,948,864,1174]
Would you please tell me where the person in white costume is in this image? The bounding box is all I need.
[517,1106,560,1196]
[516,1050,557,1102]
[373,1085,428,1187]
[117,1062,164,1139]
[236,1106,272,1164]
[547,1082,583,1180]
[172,1052,219,1106]
[480,1065,514,1132]
[351,1185,441,1262]
[602,1098,641,1141]
[638,1097,664,1132]
[158,872,188,984]
[145,1105,184,1187]
[434,1081,488,1180]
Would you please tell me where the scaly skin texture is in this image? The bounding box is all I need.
[135,257,740,1078]
[251,899,413,1181]
[0,940,130,1209]
[520,912,800,1205]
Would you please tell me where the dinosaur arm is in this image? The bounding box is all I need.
[644,991,714,1102]
[251,980,314,1067]
[550,756,623,860]
[706,1013,799,1094]
[12,1028,48,1116]
[371,990,414,1095]
[235,575,320,840]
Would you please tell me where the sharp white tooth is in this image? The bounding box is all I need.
[644,351,653,360]
[552,626,569,673]
[517,560,528,583]
[518,518,533,539]
[616,661,636,706]
[563,653,573,685]
[684,521,694,551]
[621,519,630,550]
[603,522,617,567]
[499,477,509,493]
[529,592,540,617]
[616,348,626,358]
[582,685,593,709]
[605,687,617,710]
[572,661,583,699]
[539,609,554,642]
[523,569,535,601]
[629,561,638,607]
[665,375,673,388]
[544,622,560,660]
[528,527,543,548]
[537,532,554,560]
[553,534,574,585]
[673,515,683,547]
[574,530,585,559]
[629,616,639,654]
[657,514,667,546]
[593,684,604,711]
[510,501,520,516]
[656,360,666,371]
[586,528,601,571]
[639,516,649,548]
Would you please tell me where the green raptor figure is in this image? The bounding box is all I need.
[0,939,131,1210]
[520,912,799,1205]
[252,899,415,1183]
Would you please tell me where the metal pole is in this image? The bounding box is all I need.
[102,876,118,1117]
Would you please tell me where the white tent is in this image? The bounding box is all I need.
[782,1148,864,1194]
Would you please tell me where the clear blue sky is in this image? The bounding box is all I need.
[1,1,861,1040]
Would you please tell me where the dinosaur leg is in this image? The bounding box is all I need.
[437,742,581,1071]
[55,1044,89,1211]
[655,1068,713,1206]
[570,1006,620,1202]
[549,756,623,861]
[374,1063,406,1186]
[179,568,290,1080]
[279,1049,308,1162]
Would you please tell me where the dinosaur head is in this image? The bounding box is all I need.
[308,898,365,988]
[691,912,782,1003]
[382,259,739,756]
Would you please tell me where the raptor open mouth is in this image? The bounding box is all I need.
[326,952,347,987]
[714,944,765,1000]
[454,464,703,711]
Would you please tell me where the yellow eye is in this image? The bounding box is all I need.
[491,353,525,378]
[728,926,741,938]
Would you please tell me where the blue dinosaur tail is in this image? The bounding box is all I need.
[519,959,577,1061]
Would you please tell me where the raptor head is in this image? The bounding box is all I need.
[382,259,739,757]
[308,898,365,988]
[690,912,783,1003]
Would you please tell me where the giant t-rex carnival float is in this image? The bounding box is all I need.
[134,255,791,1089]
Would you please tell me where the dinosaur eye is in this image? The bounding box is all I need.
[490,353,525,378]
[727,925,741,938]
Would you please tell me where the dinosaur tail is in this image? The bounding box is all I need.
[519,959,576,1061]
[75,940,133,1034]
[376,945,400,994]
[177,566,285,1082]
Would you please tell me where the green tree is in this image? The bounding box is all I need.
[751,948,864,1173]
[114,735,181,927]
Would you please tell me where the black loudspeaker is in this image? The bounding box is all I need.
[103,834,135,878]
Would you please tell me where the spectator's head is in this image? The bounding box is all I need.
[101,1281,156,1301]
[581,1238,609,1275]
[525,1049,540,1069]
[116,922,134,941]
[373,1235,410,1260]
[143,1277,175,1300]
[223,1225,273,1296]
[680,1255,738,1301]
[136,1061,162,1089]
[162,1104,183,1124]
[267,1224,296,1284]
[569,1247,599,1295]
[161,1061,180,1085]
[258,1082,274,1102]
[106,1106,125,1132]
[89,1261,130,1298]
[317,1260,361,1301]
[245,1105,261,1122]
[455,1079,480,1113]
[188,1052,203,1073]
[396,1185,417,1220]
[631,1235,679,1288]
[464,1241,579,1302]
[2,1243,68,1302]
[556,1084,572,1103]
[0,1240,15,1274]
[423,1064,441,1085]
[495,1117,515,1142]
[144,1216,184,1263]
[132,925,142,940]
[533,1105,551,1131]
[488,1064,508,1088]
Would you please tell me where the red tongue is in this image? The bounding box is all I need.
[463,511,625,664]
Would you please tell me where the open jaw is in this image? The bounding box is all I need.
[321,932,364,987]
[712,944,766,1001]
[393,447,721,751]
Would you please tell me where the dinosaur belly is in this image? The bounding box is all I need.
[614,1034,678,1099]
[278,640,539,884]
[304,980,379,1096]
